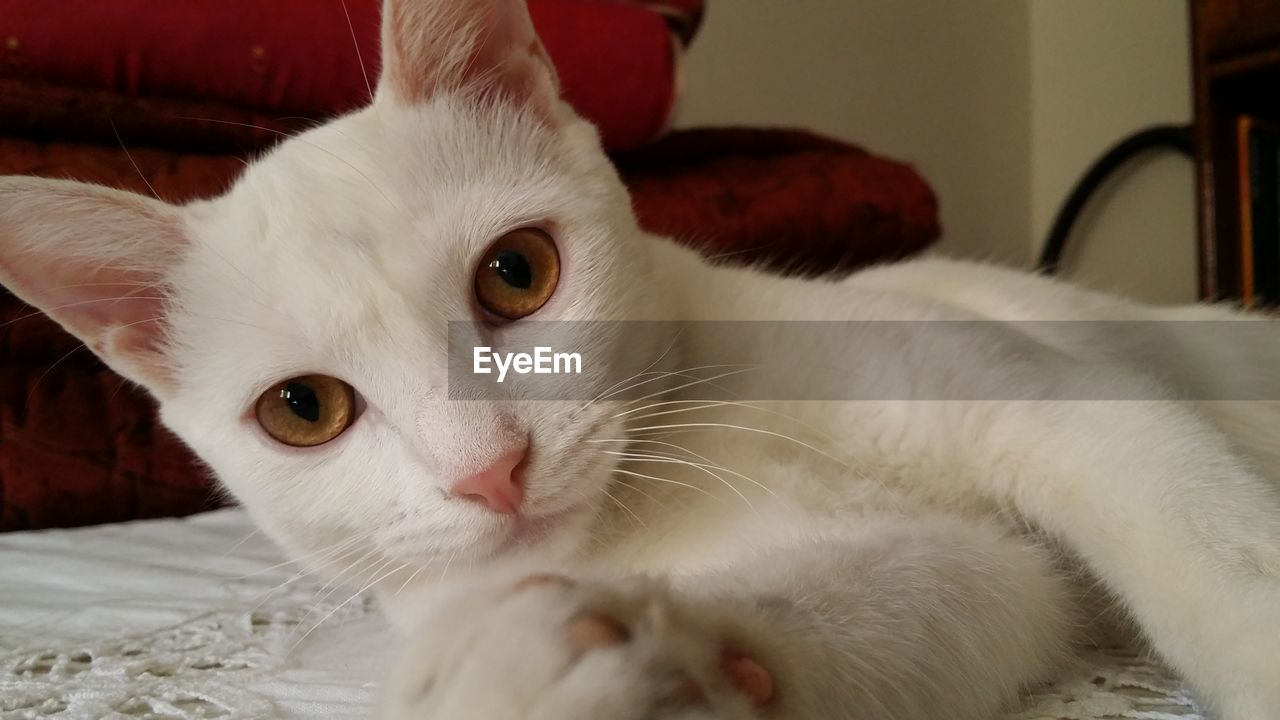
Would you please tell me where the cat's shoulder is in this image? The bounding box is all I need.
[843,255,1144,322]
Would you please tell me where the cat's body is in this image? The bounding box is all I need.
[460,242,1280,582]
[379,243,1280,719]
[1,1,1277,718]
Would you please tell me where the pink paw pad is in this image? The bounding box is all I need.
[513,573,574,592]
[566,612,631,655]
[723,649,775,707]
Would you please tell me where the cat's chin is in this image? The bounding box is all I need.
[375,507,599,631]
[452,497,597,566]
[383,497,600,586]
[491,502,591,556]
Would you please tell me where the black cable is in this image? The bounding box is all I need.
[1037,124,1194,275]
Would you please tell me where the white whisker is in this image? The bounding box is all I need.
[611,468,718,501]
[602,487,647,529]
[108,114,159,200]
[577,329,683,410]
[2,296,166,330]
[173,116,404,215]
[339,0,373,100]
[395,563,427,597]
[614,399,840,446]
[437,550,458,584]
[608,450,777,500]
[300,547,385,625]
[292,560,406,654]
[229,529,372,581]
[620,365,759,406]
[613,453,759,514]
[248,537,376,613]
[627,422,849,468]
[612,477,671,512]
[216,528,261,560]
[589,363,755,409]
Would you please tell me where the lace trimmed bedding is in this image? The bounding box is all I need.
[0,510,1204,719]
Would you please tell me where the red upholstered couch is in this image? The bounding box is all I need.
[0,1,939,531]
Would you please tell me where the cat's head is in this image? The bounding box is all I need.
[0,0,674,608]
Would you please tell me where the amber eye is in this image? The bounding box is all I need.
[255,375,357,447]
[474,228,560,321]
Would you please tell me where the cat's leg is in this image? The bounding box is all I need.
[379,517,1074,720]
[971,396,1280,719]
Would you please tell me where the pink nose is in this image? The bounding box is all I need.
[450,446,527,515]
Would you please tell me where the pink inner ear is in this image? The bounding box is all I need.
[0,178,184,393]
[66,279,168,354]
[18,264,175,390]
[381,0,559,109]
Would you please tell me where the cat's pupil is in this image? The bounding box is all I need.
[282,382,321,423]
[489,250,533,290]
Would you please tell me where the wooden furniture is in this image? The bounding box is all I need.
[1191,0,1280,301]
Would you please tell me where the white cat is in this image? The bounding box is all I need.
[1,1,1278,718]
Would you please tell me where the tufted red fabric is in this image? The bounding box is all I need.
[0,128,937,531]
[615,128,940,274]
[0,0,691,150]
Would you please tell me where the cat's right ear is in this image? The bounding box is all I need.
[0,177,186,397]
[377,0,560,112]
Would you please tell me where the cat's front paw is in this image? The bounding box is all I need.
[379,573,772,720]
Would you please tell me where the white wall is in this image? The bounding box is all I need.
[676,1,1197,303]
[1029,0,1196,303]
[676,0,1033,264]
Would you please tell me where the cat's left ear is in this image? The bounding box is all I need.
[377,0,560,111]
[0,177,186,397]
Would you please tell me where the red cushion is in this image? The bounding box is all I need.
[0,0,692,149]
[615,129,939,274]
[0,129,937,531]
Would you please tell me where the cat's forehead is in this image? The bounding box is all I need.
[170,99,604,391]
[250,103,609,252]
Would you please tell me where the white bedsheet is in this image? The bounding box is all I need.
[0,510,1204,719]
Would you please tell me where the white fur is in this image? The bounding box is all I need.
[0,1,1277,718]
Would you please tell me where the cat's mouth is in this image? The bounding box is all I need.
[483,412,620,550]
[380,494,593,567]
[488,499,591,556]
[379,413,624,569]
